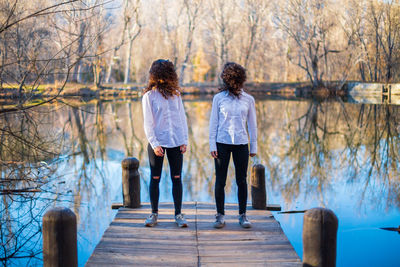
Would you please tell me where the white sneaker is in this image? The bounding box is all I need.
[175,213,188,228]
[239,213,252,228]
[213,213,225,229]
[145,213,158,227]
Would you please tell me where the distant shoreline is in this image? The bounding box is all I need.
[0,82,399,99]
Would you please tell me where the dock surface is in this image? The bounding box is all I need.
[86,202,301,266]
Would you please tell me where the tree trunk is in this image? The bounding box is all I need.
[180,37,193,84]
[105,50,116,84]
[93,62,102,88]
[124,38,133,84]
[71,22,86,83]
[312,58,319,88]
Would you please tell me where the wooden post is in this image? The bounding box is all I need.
[302,208,338,267]
[122,157,140,208]
[251,164,266,210]
[42,207,77,267]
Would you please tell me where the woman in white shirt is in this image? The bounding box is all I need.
[142,59,188,228]
[209,62,257,229]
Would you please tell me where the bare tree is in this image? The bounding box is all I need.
[239,0,269,70]
[370,0,400,82]
[344,0,400,82]
[179,0,203,84]
[104,11,128,84]
[1,0,400,92]
[207,0,238,82]
[273,0,342,88]
[0,0,110,112]
[123,0,141,84]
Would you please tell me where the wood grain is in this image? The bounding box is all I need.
[85,202,301,266]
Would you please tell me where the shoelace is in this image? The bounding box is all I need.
[176,214,185,220]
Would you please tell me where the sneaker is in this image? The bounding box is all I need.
[144,213,158,227]
[239,213,252,228]
[213,213,225,229]
[175,213,188,228]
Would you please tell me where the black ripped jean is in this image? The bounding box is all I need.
[148,143,183,216]
[214,142,249,215]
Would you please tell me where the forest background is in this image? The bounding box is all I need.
[1,0,399,94]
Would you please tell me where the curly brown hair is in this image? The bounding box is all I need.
[143,59,180,99]
[220,62,247,98]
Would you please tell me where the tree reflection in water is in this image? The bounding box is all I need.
[258,99,400,210]
[0,108,62,266]
[1,97,400,266]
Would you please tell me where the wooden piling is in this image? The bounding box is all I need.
[302,208,338,267]
[251,164,267,210]
[42,207,77,267]
[122,157,140,208]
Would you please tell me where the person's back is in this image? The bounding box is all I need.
[209,62,258,229]
[211,90,257,148]
[142,89,187,149]
[142,59,188,228]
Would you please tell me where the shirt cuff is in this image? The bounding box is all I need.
[209,141,217,152]
[250,142,257,154]
[149,140,160,149]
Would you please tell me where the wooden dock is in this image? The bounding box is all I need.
[86,202,301,266]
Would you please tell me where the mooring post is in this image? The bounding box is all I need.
[121,157,141,208]
[42,207,77,267]
[251,164,267,210]
[302,207,338,267]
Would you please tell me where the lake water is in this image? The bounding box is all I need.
[1,96,400,267]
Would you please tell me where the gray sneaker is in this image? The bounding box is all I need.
[175,213,188,228]
[213,213,225,229]
[239,213,252,228]
[145,213,158,227]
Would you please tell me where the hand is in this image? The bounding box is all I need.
[250,153,257,157]
[180,144,187,154]
[154,146,164,157]
[210,151,218,158]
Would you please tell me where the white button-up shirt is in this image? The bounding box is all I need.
[209,90,257,154]
[142,89,188,149]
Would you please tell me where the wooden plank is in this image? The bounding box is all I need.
[96,238,195,245]
[194,203,300,265]
[201,262,301,267]
[93,247,197,255]
[111,203,123,209]
[267,204,282,211]
[86,202,301,266]
[198,249,300,259]
[87,253,197,267]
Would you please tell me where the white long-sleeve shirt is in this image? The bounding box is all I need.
[142,89,188,149]
[209,90,257,154]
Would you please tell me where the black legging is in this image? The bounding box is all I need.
[214,142,249,215]
[148,143,183,215]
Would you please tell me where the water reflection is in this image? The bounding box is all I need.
[0,109,61,266]
[1,96,400,266]
[265,100,400,210]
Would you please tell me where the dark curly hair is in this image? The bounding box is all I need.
[143,59,180,99]
[220,62,247,98]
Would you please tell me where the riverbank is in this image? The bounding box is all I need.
[0,83,141,99]
[1,82,399,102]
[0,81,328,99]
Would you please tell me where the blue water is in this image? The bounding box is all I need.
[1,98,400,266]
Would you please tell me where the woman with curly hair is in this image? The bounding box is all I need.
[142,59,188,228]
[209,62,257,229]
